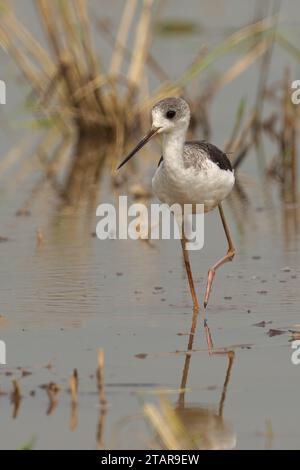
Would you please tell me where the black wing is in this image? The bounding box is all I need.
[185,140,232,172]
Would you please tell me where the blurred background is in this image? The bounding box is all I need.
[0,0,299,450]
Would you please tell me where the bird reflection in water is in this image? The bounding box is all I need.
[154,309,237,450]
[175,311,236,450]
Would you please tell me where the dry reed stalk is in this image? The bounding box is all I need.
[61,1,109,125]
[11,379,22,419]
[127,0,154,98]
[196,37,273,153]
[137,14,278,113]
[290,100,298,205]
[96,406,107,450]
[98,17,169,83]
[0,27,43,94]
[73,75,108,102]
[247,68,298,211]
[251,11,279,171]
[63,137,108,205]
[78,0,111,122]
[69,369,78,431]
[206,39,272,98]
[57,0,85,68]
[46,382,60,415]
[35,2,84,120]
[77,0,100,78]
[59,1,103,119]
[281,68,299,205]
[226,111,256,156]
[224,99,247,155]
[0,136,32,178]
[96,349,107,408]
[282,69,290,202]
[8,130,64,191]
[1,3,55,75]
[12,135,72,215]
[69,369,78,405]
[35,0,62,61]
[0,3,70,133]
[96,349,108,450]
[110,0,137,76]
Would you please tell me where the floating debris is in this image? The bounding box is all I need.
[21,369,32,378]
[135,353,148,359]
[15,209,31,217]
[267,329,286,337]
[253,321,273,328]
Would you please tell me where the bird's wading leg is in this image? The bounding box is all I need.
[204,203,235,309]
[181,235,200,312]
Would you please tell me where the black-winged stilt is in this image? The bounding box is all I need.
[117,97,235,312]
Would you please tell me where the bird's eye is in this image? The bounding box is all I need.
[166,110,176,119]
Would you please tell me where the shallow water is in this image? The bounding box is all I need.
[0,0,300,450]
[0,177,299,449]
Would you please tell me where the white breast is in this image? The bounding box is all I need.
[152,160,235,213]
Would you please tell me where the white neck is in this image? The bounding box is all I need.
[162,125,188,173]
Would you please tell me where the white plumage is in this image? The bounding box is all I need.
[152,150,234,213]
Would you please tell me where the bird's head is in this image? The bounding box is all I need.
[117,97,190,170]
[151,96,190,134]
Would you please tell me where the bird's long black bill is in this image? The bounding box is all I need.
[117,126,160,170]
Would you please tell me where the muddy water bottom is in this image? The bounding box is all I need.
[0,187,299,450]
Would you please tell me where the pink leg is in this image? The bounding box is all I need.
[204,203,235,309]
[181,236,200,312]
[204,318,214,354]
